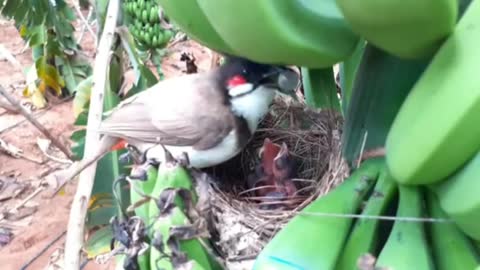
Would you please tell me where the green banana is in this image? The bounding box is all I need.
[335,167,398,270]
[253,158,383,270]
[132,2,138,13]
[147,160,212,270]
[138,0,145,10]
[145,33,152,47]
[134,6,141,18]
[375,185,434,270]
[141,9,149,23]
[386,0,480,185]
[157,31,165,46]
[126,0,173,49]
[426,191,480,270]
[130,166,158,223]
[129,2,134,13]
[430,151,480,240]
[149,6,158,23]
[128,166,158,270]
[152,36,159,47]
[134,19,142,30]
[153,24,160,34]
[133,29,140,39]
[163,30,173,44]
[335,0,457,59]
[145,1,152,13]
[148,26,154,37]
[196,0,360,67]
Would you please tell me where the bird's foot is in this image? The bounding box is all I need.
[128,158,162,181]
[176,152,190,167]
[119,144,147,166]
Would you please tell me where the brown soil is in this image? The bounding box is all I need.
[0,6,213,270]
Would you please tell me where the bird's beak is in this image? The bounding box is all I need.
[259,66,300,98]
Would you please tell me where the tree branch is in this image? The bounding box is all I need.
[63,0,120,269]
[0,85,73,160]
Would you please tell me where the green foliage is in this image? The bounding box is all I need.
[339,39,365,115]
[117,26,159,97]
[301,67,341,112]
[0,0,92,107]
[84,225,115,259]
[71,32,161,244]
[341,44,430,165]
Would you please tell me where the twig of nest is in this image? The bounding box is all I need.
[202,96,350,266]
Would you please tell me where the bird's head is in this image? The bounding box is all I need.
[216,56,299,99]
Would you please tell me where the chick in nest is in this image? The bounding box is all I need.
[247,138,298,209]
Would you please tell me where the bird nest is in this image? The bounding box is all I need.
[202,96,351,268]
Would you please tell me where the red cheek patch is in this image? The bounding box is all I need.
[227,75,247,87]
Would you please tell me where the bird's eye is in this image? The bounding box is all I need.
[242,69,247,74]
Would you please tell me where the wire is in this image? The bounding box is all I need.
[297,211,451,223]
[19,230,66,270]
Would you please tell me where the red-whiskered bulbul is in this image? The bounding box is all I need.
[54,57,299,193]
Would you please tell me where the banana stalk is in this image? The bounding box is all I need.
[147,159,213,270]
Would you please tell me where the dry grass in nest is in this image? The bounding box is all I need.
[203,96,351,267]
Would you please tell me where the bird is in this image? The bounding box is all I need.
[271,142,297,197]
[248,138,298,201]
[53,56,299,194]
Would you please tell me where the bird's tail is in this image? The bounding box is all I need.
[50,136,119,196]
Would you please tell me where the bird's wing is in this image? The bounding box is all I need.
[98,73,235,150]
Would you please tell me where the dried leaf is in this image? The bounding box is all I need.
[36,56,65,95]
[44,248,65,270]
[0,138,23,158]
[5,205,37,221]
[23,65,47,108]
[0,175,27,202]
[29,86,48,108]
[36,138,51,153]
[0,227,14,247]
[72,75,93,118]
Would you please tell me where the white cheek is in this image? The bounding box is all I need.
[228,83,255,97]
[230,86,275,132]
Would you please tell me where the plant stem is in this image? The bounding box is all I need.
[63,0,120,269]
[0,84,73,160]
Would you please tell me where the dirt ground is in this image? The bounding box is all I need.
[0,8,213,270]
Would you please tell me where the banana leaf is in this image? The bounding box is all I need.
[338,39,365,115]
[301,67,341,112]
[341,44,430,166]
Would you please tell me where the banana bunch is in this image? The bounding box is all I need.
[122,0,174,49]
[125,156,220,270]
[251,2,480,268]
[382,0,480,248]
[253,157,480,269]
